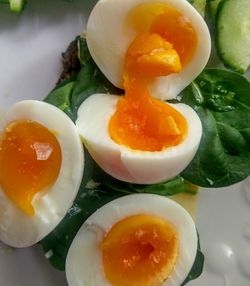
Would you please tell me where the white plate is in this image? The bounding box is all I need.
[0,1,250,285]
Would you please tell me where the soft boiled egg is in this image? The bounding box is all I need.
[66,194,198,286]
[86,0,211,100]
[0,100,84,248]
[76,0,207,184]
[77,94,201,184]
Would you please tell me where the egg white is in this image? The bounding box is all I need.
[86,0,211,100]
[66,194,198,286]
[0,100,84,248]
[76,93,202,184]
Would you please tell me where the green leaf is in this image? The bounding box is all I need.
[44,37,122,123]
[70,37,122,118]
[179,69,250,187]
[93,166,197,196]
[44,77,76,121]
[181,233,204,285]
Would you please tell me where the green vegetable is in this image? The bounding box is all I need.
[0,0,26,13]
[179,68,250,187]
[44,37,122,122]
[181,233,204,285]
[44,76,76,121]
[70,37,122,118]
[94,166,198,196]
[216,0,250,73]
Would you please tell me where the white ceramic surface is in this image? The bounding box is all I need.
[0,0,250,285]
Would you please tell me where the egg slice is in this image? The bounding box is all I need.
[86,0,211,100]
[0,100,84,248]
[66,194,198,286]
[76,93,202,184]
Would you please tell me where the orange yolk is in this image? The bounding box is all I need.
[109,3,197,151]
[101,214,179,286]
[0,120,62,216]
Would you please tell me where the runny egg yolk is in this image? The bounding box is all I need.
[109,3,197,151]
[101,214,179,286]
[0,120,62,216]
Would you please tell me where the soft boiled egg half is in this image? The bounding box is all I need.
[66,194,198,286]
[76,0,210,184]
[0,100,84,248]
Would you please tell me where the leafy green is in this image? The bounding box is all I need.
[179,68,250,187]
[93,166,197,196]
[70,37,122,118]
[44,76,76,121]
[44,37,121,122]
[181,233,204,285]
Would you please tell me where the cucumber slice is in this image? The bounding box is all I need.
[9,0,26,13]
[216,0,250,73]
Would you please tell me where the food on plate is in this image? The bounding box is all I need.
[76,94,202,184]
[179,69,250,187]
[66,194,198,286]
[215,0,250,73]
[76,0,210,184]
[86,0,211,100]
[2,0,249,285]
[0,100,84,247]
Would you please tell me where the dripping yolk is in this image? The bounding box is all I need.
[109,3,197,151]
[0,120,62,216]
[101,214,179,286]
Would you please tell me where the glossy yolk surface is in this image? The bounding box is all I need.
[0,120,62,216]
[109,3,197,151]
[101,214,179,286]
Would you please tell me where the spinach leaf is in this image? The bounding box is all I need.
[179,69,250,187]
[44,76,76,121]
[45,37,121,122]
[181,233,204,285]
[93,165,197,196]
[70,37,122,118]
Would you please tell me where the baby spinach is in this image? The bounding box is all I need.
[181,233,204,286]
[93,165,197,196]
[44,37,121,122]
[44,76,76,121]
[179,69,250,187]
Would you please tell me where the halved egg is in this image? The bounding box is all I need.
[0,100,84,248]
[66,194,198,286]
[76,0,207,184]
[76,93,202,184]
[86,0,211,100]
